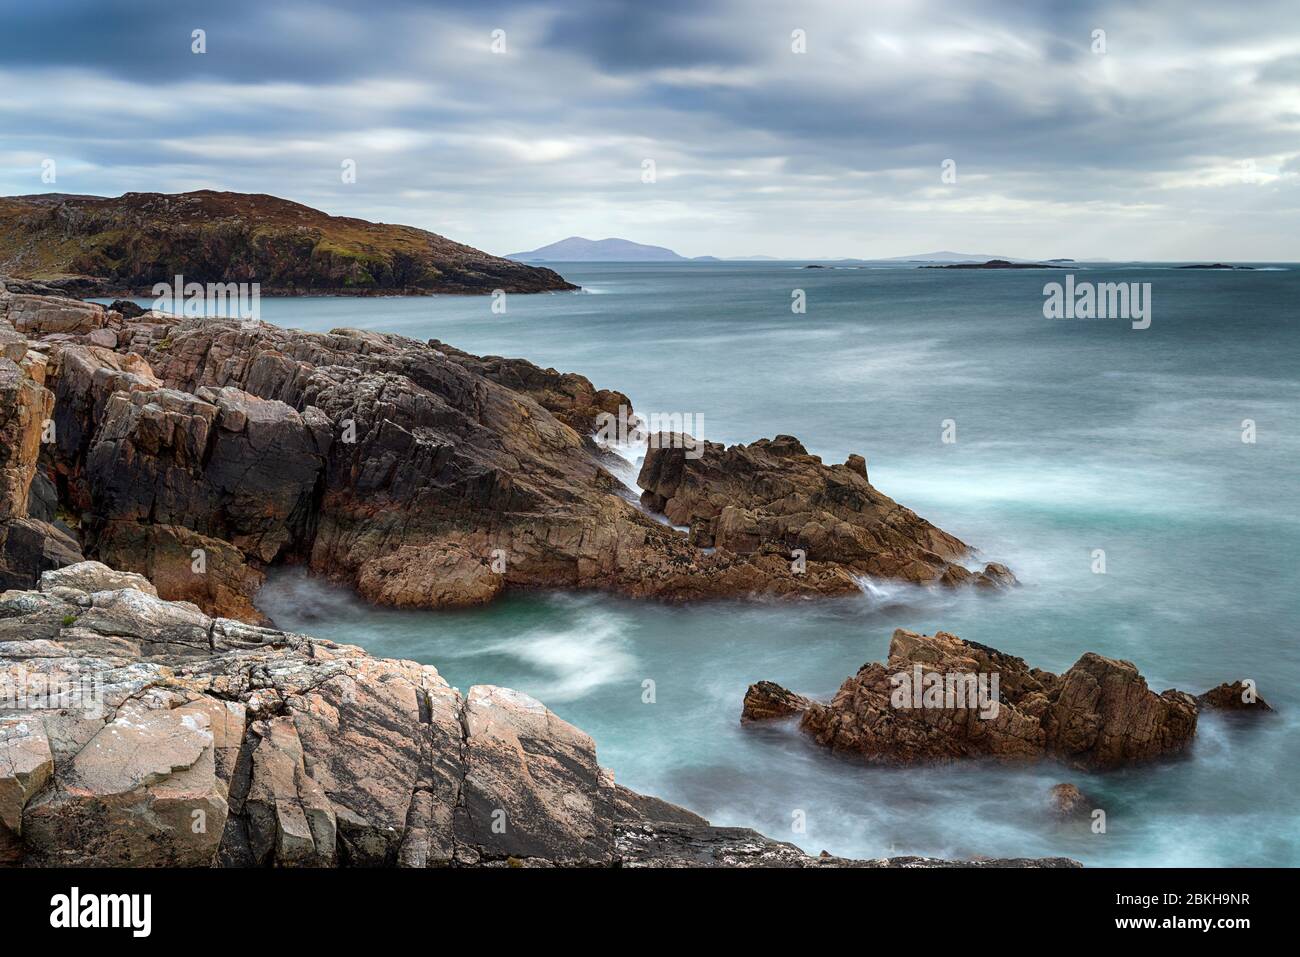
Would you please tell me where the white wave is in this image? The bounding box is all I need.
[851,575,930,605]
[590,423,689,529]
[464,610,638,703]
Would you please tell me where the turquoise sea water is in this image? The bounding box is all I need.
[111,262,1300,865]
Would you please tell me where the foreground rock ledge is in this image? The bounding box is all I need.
[744,629,1270,770]
[0,563,1075,867]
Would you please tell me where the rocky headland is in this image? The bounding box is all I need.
[743,629,1272,769]
[0,191,576,295]
[1,280,1013,622]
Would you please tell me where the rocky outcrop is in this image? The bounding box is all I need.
[740,680,812,723]
[0,563,1073,868]
[742,629,1256,770]
[1196,681,1273,714]
[0,310,84,590]
[0,341,51,522]
[3,284,1009,620]
[430,339,632,434]
[0,191,576,295]
[638,434,1015,588]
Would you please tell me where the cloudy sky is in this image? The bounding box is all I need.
[2,0,1298,259]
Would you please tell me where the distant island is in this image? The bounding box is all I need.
[507,237,694,262]
[1178,263,1256,270]
[507,237,798,262]
[922,259,1060,270]
[503,242,1101,266]
[0,190,575,295]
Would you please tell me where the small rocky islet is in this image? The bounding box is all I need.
[742,628,1271,769]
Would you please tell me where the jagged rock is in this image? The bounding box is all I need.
[25,468,58,524]
[0,328,27,363]
[638,433,1013,588]
[1196,681,1273,713]
[430,339,633,433]
[77,587,212,655]
[356,543,504,608]
[39,559,157,597]
[0,576,1074,868]
[1041,652,1198,767]
[244,715,337,866]
[0,354,51,521]
[108,300,146,319]
[0,346,83,590]
[49,345,162,509]
[740,680,812,723]
[85,385,328,563]
[95,523,267,624]
[0,717,54,837]
[36,345,327,620]
[0,292,107,337]
[747,629,1223,770]
[22,695,234,866]
[454,685,615,864]
[0,518,84,591]
[18,296,1006,614]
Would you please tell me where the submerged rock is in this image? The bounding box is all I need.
[744,629,1259,770]
[1196,680,1273,713]
[1048,783,1091,819]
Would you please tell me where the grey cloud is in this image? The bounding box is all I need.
[0,0,1296,259]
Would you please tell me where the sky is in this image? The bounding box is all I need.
[1,0,1298,260]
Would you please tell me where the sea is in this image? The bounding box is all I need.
[105,261,1300,865]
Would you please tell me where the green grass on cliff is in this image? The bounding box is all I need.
[0,190,572,293]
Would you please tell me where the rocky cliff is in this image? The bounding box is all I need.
[0,192,576,295]
[0,314,83,591]
[743,629,1271,769]
[0,281,1011,620]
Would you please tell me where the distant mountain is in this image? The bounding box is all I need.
[0,190,576,294]
[506,237,688,262]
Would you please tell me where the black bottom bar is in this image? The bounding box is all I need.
[1,866,1277,942]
